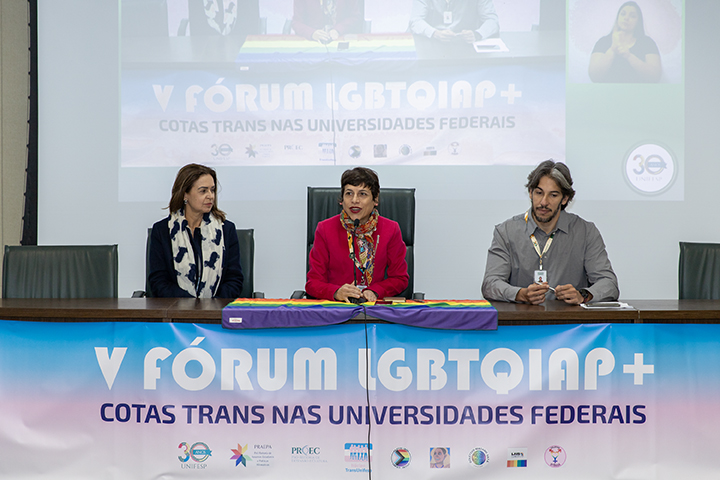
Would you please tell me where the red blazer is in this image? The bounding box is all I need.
[305,214,409,301]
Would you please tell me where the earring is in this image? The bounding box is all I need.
[184,199,188,204]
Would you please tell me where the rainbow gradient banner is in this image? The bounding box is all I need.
[0,320,717,478]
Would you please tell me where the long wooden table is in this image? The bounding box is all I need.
[0,298,718,325]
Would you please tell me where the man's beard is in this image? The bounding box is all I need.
[533,205,559,224]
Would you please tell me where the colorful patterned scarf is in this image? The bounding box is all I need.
[322,0,337,26]
[340,209,379,285]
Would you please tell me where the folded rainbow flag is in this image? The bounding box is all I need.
[236,34,418,69]
[222,299,497,330]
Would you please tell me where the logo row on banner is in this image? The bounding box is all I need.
[176,441,566,471]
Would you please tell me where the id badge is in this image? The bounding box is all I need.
[534,270,548,284]
[443,11,453,24]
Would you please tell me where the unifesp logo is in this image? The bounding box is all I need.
[211,143,233,157]
[349,145,362,158]
[545,445,566,468]
[624,143,676,194]
[468,447,489,467]
[391,447,411,468]
[230,443,252,467]
[178,441,212,463]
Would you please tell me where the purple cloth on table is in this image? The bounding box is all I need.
[223,304,362,329]
[223,303,497,330]
[366,305,496,330]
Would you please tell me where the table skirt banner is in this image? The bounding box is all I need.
[222,298,498,330]
[0,320,716,478]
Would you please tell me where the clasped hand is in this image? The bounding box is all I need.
[334,284,377,303]
[517,282,583,305]
[432,29,475,43]
[311,29,339,44]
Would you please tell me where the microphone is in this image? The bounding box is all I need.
[352,219,360,286]
[348,219,366,304]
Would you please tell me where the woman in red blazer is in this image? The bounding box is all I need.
[305,167,409,302]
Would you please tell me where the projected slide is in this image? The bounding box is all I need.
[121,0,564,167]
[120,0,683,200]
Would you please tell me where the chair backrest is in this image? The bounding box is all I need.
[2,245,118,298]
[679,242,720,299]
[145,228,255,298]
[306,187,415,298]
[236,229,255,299]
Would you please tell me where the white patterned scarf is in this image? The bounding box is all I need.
[203,0,238,35]
[169,210,224,298]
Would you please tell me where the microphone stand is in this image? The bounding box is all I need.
[349,219,366,304]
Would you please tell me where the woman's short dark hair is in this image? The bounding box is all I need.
[525,159,575,209]
[614,1,646,38]
[168,163,226,221]
[340,167,380,202]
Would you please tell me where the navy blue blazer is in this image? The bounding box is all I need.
[148,217,244,298]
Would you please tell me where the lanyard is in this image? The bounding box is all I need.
[530,233,554,270]
[525,211,555,270]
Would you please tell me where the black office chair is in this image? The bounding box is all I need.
[292,186,422,300]
[2,245,118,298]
[135,228,261,298]
[679,242,720,299]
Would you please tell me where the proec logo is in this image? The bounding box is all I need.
[624,143,676,194]
[292,446,320,455]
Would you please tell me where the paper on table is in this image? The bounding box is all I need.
[580,302,633,309]
[473,38,509,53]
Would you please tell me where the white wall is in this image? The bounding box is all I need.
[36,1,720,300]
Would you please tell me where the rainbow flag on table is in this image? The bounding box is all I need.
[236,34,417,69]
[222,299,497,331]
